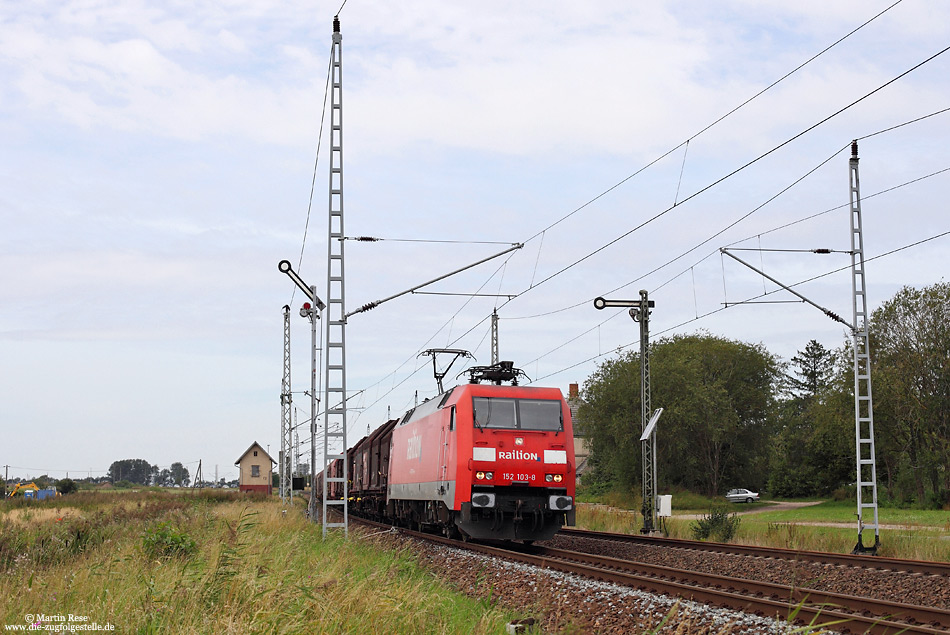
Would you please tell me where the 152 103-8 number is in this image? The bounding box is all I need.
[501,473,536,482]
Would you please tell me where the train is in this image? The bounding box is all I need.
[316,362,576,542]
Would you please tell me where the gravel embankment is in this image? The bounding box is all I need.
[364,529,823,634]
[545,533,950,610]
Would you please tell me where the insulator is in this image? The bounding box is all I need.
[825,310,845,324]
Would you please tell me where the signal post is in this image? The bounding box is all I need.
[594,291,661,534]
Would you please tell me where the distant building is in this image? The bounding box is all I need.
[567,383,591,482]
[234,442,275,494]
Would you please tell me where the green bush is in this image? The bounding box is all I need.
[690,505,741,542]
[142,522,197,560]
[56,478,78,495]
[831,484,855,502]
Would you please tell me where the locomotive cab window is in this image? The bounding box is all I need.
[473,397,562,431]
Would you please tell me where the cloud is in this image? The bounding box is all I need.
[2,0,949,480]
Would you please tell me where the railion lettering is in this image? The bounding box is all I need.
[497,450,539,461]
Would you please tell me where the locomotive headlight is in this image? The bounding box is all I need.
[515,437,524,446]
[485,472,494,480]
[554,474,563,483]
[476,471,486,480]
[545,474,554,482]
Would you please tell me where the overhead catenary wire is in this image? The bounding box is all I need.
[509,44,950,302]
[338,4,907,397]
[343,236,518,245]
[290,43,335,307]
[507,143,849,320]
[517,0,904,247]
[347,116,948,428]
[652,161,950,296]
[507,104,950,321]
[330,3,942,432]
[515,154,950,382]
[526,229,950,385]
[346,259,511,430]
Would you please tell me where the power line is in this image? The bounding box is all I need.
[519,0,903,247]
[346,258,511,427]
[343,236,518,245]
[335,3,936,429]
[507,105,950,321]
[291,42,335,306]
[527,230,950,384]
[857,105,950,141]
[514,44,950,300]
[519,161,950,378]
[339,3,906,401]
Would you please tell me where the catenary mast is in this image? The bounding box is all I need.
[280,305,293,503]
[322,15,348,537]
[849,140,879,555]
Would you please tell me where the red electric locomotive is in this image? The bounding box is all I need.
[385,363,575,541]
[319,362,576,542]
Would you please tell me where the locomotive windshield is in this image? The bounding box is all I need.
[472,397,562,431]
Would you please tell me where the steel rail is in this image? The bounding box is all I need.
[559,527,950,576]
[352,518,949,635]
[528,543,950,633]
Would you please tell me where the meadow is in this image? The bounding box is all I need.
[3,488,946,635]
[0,490,515,634]
[575,491,950,561]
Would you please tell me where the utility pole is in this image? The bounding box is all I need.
[280,305,293,504]
[594,293,659,534]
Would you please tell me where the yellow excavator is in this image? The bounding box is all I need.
[6,482,40,499]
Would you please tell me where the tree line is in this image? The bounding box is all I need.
[108,458,192,487]
[578,282,950,508]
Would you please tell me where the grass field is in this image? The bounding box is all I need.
[0,491,516,634]
[575,494,950,561]
[3,489,946,634]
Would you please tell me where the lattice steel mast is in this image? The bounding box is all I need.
[633,290,657,534]
[322,15,348,538]
[280,305,293,504]
[718,142,881,554]
[594,293,658,534]
[491,308,499,364]
[849,140,879,555]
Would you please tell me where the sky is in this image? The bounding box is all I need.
[2,0,948,483]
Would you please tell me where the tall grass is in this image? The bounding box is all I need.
[1,496,515,634]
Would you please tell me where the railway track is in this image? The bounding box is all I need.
[354,518,950,634]
[560,526,950,577]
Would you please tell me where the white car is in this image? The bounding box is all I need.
[726,488,759,503]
